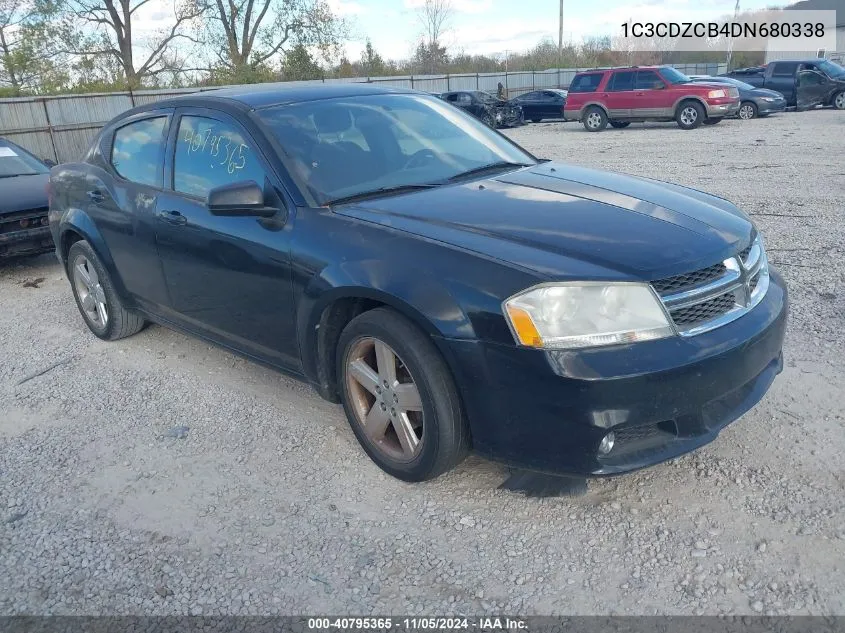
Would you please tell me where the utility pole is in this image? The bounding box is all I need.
[558,0,564,68]
[726,0,740,69]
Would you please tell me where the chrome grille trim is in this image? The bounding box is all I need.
[652,236,769,337]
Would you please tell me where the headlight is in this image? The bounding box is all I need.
[707,89,726,98]
[503,283,675,349]
[762,97,777,102]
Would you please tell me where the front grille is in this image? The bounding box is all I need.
[670,291,737,327]
[0,208,49,235]
[651,262,726,295]
[651,236,768,336]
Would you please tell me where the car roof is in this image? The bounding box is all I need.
[149,82,417,110]
[575,65,664,74]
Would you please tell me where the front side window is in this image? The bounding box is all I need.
[173,116,267,199]
[257,93,535,204]
[635,71,664,90]
[658,67,690,84]
[608,71,635,91]
[569,73,602,93]
[111,117,167,187]
[457,93,472,105]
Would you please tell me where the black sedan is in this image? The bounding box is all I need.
[49,84,786,483]
[689,76,786,119]
[440,90,523,127]
[509,89,567,122]
[1,138,55,258]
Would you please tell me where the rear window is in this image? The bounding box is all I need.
[569,73,603,93]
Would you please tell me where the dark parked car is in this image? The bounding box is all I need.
[509,89,567,122]
[564,66,740,130]
[49,84,787,483]
[688,76,786,119]
[1,138,56,258]
[723,59,845,109]
[440,90,523,127]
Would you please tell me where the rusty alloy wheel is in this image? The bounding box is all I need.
[344,336,425,462]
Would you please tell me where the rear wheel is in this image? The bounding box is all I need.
[67,240,145,341]
[676,101,704,129]
[703,118,723,125]
[337,308,470,482]
[738,101,757,120]
[583,106,608,132]
[609,121,630,129]
[833,91,845,110]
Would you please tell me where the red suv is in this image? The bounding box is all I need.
[564,66,740,131]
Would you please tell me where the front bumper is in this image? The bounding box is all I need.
[706,100,740,118]
[756,99,787,115]
[0,211,54,258]
[440,270,788,477]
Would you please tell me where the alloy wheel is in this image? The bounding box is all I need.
[345,337,424,462]
[680,106,699,126]
[72,254,108,327]
[835,92,845,110]
[739,104,755,119]
[586,112,602,129]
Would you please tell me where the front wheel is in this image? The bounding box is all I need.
[609,121,630,129]
[703,118,722,125]
[67,240,145,341]
[738,101,758,120]
[676,101,704,129]
[583,106,608,132]
[337,308,470,482]
[833,91,845,110]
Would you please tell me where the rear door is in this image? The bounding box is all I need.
[91,111,172,310]
[540,91,564,118]
[768,62,800,103]
[634,70,670,117]
[604,70,636,118]
[153,107,300,370]
[517,91,542,119]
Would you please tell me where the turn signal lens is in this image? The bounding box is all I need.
[504,304,543,347]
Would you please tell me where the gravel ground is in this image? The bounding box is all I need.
[1,110,843,616]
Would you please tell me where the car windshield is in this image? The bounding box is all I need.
[0,143,49,178]
[257,93,535,205]
[694,76,753,90]
[658,67,691,84]
[818,60,845,78]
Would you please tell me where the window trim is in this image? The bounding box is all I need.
[608,70,636,92]
[107,112,171,189]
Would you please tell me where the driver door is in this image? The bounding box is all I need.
[796,70,833,110]
[154,107,300,370]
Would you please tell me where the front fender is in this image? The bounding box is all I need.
[296,259,476,382]
[58,208,128,298]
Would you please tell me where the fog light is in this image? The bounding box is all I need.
[598,431,616,455]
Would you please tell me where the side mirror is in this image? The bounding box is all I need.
[43,158,57,167]
[207,181,277,218]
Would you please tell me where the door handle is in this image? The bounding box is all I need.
[86,189,105,203]
[156,209,187,226]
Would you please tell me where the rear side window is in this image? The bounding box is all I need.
[173,115,267,199]
[569,73,603,93]
[111,117,167,187]
[772,62,798,76]
[608,71,636,91]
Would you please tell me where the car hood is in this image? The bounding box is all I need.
[0,173,49,214]
[335,163,753,280]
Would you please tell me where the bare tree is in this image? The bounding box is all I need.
[414,0,452,73]
[205,0,345,78]
[62,0,206,88]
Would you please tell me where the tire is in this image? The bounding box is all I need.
[337,307,470,482]
[531,118,541,123]
[703,118,723,125]
[609,121,630,129]
[582,106,608,132]
[738,101,758,120]
[676,100,705,129]
[67,240,145,341]
[833,91,845,110]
